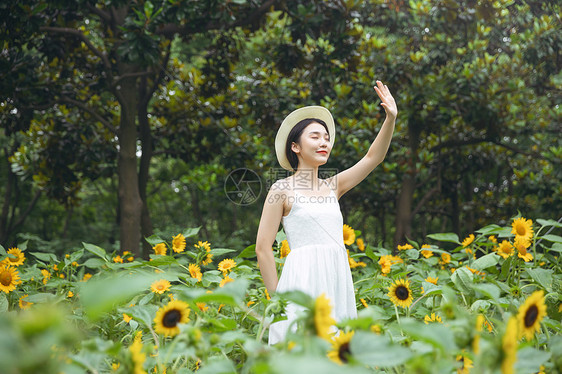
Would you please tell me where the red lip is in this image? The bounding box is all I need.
[317,150,328,154]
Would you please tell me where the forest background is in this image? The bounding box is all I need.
[1,0,561,258]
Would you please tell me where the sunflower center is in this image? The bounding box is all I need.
[163,309,182,328]
[516,225,526,236]
[395,285,409,300]
[0,271,12,286]
[524,305,538,328]
[338,342,351,363]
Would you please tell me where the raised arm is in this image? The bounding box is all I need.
[331,81,397,198]
[255,182,286,293]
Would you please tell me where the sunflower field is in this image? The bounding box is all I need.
[1,216,561,374]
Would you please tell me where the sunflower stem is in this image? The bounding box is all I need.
[394,305,401,327]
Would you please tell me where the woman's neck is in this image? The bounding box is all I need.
[292,167,322,190]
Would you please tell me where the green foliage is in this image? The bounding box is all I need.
[0,217,560,373]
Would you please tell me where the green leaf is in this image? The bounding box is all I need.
[208,317,237,332]
[237,244,256,258]
[210,248,236,257]
[475,224,503,235]
[271,354,370,374]
[451,267,473,294]
[400,318,458,352]
[548,243,562,253]
[536,218,562,228]
[82,258,106,269]
[194,293,238,306]
[426,233,460,244]
[471,253,499,270]
[26,293,58,303]
[539,234,562,243]
[144,234,166,246]
[472,283,500,301]
[183,227,201,238]
[79,271,161,320]
[525,268,553,291]
[514,347,551,372]
[351,331,413,367]
[140,255,178,267]
[30,252,58,263]
[0,294,7,313]
[280,290,314,308]
[82,242,108,261]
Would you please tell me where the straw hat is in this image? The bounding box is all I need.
[274,106,335,171]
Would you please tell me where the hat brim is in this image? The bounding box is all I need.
[275,106,335,171]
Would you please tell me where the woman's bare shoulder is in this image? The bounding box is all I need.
[270,177,294,194]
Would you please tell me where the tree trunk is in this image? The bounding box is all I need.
[0,150,14,245]
[138,77,154,258]
[394,123,421,246]
[117,73,142,255]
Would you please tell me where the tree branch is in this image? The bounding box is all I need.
[86,4,111,22]
[10,190,42,231]
[155,0,279,37]
[60,96,117,134]
[40,26,112,72]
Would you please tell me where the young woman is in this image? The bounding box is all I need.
[255,81,397,345]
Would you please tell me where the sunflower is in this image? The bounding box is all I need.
[129,331,146,374]
[172,234,186,253]
[348,251,367,269]
[219,275,234,288]
[425,276,438,285]
[2,248,25,267]
[456,351,474,374]
[473,314,485,354]
[511,217,534,241]
[343,224,356,245]
[0,264,21,293]
[517,290,547,340]
[387,278,413,308]
[514,236,533,262]
[152,243,167,256]
[150,279,171,294]
[440,252,451,264]
[314,293,336,341]
[195,241,213,265]
[279,240,291,258]
[82,273,92,281]
[424,313,442,324]
[462,234,475,247]
[356,238,365,251]
[113,255,123,263]
[123,313,132,323]
[397,243,413,251]
[217,259,236,275]
[489,235,497,244]
[327,331,354,365]
[421,249,433,258]
[154,300,191,337]
[501,317,518,374]
[196,302,209,312]
[496,240,514,259]
[19,294,33,310]
[188,264,202,282]
[360,298,368,308]
[379,257,391,275]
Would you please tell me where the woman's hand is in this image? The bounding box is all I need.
[374,80,397,120]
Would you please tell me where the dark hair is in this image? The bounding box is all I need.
[285,118,329,171]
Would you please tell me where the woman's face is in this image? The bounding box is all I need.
[291,122,332,166]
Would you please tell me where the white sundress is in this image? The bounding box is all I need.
[268,183,357,345]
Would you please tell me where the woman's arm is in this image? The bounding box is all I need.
[331,81,398,198]
[255,182,285,293]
